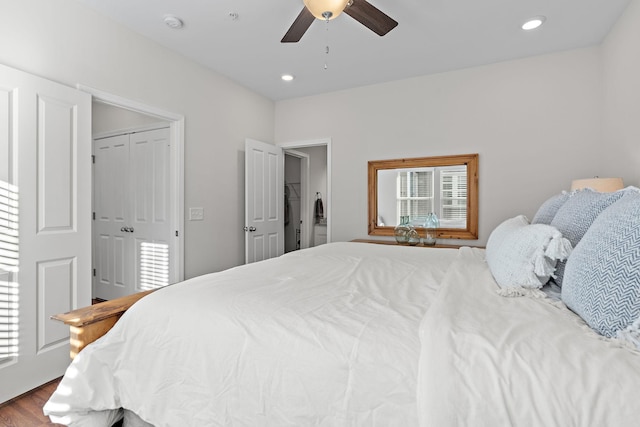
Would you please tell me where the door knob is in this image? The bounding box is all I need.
[121,227,127,232]
[249,226,256,232]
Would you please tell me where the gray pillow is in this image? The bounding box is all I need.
[561,189,640,341]
[549,189,625,286]
[531,192,571,225]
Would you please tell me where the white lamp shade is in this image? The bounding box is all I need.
[304,0,350,20]
[570,177,624,192]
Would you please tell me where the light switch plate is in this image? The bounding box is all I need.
[189,207,204,221]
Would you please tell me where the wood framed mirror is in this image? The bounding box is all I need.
[368,153,478,239]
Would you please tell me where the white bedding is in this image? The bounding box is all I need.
[418,247,640,426]
[45,242,458,426]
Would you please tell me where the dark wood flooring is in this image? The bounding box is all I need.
[0,378,64,426]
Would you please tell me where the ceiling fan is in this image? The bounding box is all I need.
[281,0,398,43]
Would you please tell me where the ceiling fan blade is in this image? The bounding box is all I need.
[281,7,315,43]
[344,0,398,36]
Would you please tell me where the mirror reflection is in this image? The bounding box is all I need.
[368,154,478,239]
[376,165,467,229]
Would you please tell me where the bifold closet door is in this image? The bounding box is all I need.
[93,134,131,301]
[93,128,172,301]
[129,128,172,294]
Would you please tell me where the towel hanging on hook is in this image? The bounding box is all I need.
[314,192,324,224]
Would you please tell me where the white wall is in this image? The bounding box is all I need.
[0,0,275,278]
[602,0,640,185]
[3,0,636,270]
[275,47,604,245]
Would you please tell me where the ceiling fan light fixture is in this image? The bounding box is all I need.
[303,0,350,20]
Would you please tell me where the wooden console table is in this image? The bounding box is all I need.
[351,238,476,249]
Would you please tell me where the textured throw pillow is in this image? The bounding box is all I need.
[486,215,572,290]
[531,191,571,225]
[549,189,625,286]
[561,189,640,342]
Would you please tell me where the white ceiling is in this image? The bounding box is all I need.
[77,0,631,101]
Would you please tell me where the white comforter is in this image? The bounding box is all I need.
[418,247,640,426]
[45,242,458,426]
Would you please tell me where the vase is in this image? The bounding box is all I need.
[394,216,411,244]
[423,212,440,246]
[407,227,420,246]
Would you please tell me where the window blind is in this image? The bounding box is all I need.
[440,169,467,221]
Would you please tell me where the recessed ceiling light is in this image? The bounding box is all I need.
[281,74,295,82]
[164,15,184,29]
[522,16,546,31]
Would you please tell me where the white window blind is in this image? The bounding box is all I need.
[440,168,467,222]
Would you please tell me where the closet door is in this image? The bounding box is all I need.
[93,134,131,300]
[129,128,172,293]
[93,128,171,300]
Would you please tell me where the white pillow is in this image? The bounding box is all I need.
[486,215,572,289]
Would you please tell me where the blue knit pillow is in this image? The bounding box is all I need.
[549,189,624,286]
[531,192,571,225]
[561,189,640,339]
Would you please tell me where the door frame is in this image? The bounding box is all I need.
[78,84,185,284]
[278,138,332,244]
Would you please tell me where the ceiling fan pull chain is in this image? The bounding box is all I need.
[324,16,330,70]
[324,45,329,70]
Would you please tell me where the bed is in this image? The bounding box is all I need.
[45,187,640,426]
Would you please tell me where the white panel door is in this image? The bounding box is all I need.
[0,63,91,403]
[93,128,172,300]
[93,134,130,301]
[129,128,172,293]
[245,139,284,264]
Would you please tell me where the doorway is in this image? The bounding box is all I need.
[278,139,331,246]
[81,85,185,298]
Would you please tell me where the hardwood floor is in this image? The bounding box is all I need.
[0,378,64,426]
[1,301,113,427]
